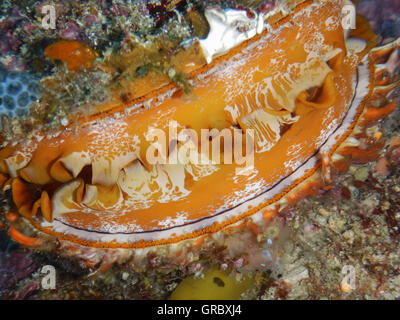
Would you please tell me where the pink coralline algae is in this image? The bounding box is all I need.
[12,281,40,300]
[59,22,81,41]
[358,0,400,37]
[0,19,23,54]
[374,137,400,177]
[0,250,39,299]
[258,1,276,14]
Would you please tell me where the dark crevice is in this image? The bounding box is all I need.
[77,165,93,185]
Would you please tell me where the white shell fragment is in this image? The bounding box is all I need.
[199,8,264,63]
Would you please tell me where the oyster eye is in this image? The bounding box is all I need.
[76,164,93,185]
[327,51,345,74]
[304,86,320,102]
[296,72,337,110]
